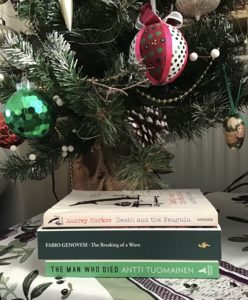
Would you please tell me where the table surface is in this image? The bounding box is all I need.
[0,192,248,300]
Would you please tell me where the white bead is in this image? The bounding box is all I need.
[210,49,220,59]
[0,73,5,82]
[56,99,64,106]
[68,145,74,152]
[189,52,198,62]
[29,154,36,161]
[195,14,200,21]
[62,151,68,158]
[53,95,60,101]
[61,145,68,152]
[10,145,17,152]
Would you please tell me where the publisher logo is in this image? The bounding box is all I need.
[198,242,211,249]
[48,216,63,225]
[198,266,213,276]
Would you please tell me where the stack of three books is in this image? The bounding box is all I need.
[37,189,221,278]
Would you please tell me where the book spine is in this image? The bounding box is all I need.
[45,260,220,279]
[37,228,221,260]
[43,212,218,228]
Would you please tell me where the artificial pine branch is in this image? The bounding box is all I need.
[185,14,237,54]
[44,32,80,82]
[0,150,61,181]
[43,31,87,111]
[0,73,20,103]
[192,90,229,126]
[0,32,54,94]
[1,32,37,70]
[114,144,174,190]
[29,57,55,93]
[82,93,126,146]
[17,0,60,29]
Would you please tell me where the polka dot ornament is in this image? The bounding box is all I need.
[129,21,188,85]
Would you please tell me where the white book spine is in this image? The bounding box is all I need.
[43,211,218,228]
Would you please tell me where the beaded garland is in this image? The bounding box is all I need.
[137,61,213,104]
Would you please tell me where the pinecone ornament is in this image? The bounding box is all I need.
[127,106,168,147]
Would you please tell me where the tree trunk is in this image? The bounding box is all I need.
[71,145,128,191]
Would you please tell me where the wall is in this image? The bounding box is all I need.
[165,125,248,193]
[0,159,69,231]
[0,1,26,31]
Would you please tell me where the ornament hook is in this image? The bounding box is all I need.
[150,0,156,13]
[16,74,35,91]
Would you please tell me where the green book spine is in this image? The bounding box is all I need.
[45,260,220,279]
[37,227,221,260]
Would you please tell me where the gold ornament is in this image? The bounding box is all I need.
[175,0,220,21]
[223,114,245,150]
[58,0,73,31]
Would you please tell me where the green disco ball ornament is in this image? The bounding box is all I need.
[4,89,55,139]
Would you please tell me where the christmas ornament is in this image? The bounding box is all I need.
[223,114,245,150]
[62,145,68,152]
[222,64,246,150]
[189,52,198,62]
[59,0,73,31]
[0,112,23,149]
[56,98,64,106]
[53,94,64,106]
[127,106,168,147]
[189,49,220,62]
[4,80,55,139]
[210,49,220,59]
[62,151,68,158]
[61,145,69,157]
[129,3,188,85]
[10,145,17,151]
[61,144,74,156]
[175,0,220,21]
[29,153,36,161]
[68,145,74,152]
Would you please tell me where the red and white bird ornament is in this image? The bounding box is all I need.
[129,3,188,85]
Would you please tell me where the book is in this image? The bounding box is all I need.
[37,225,221,260]
[43,189,218,228]
[45,260,220,279]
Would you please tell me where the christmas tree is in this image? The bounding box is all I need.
[0,0,247,191]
